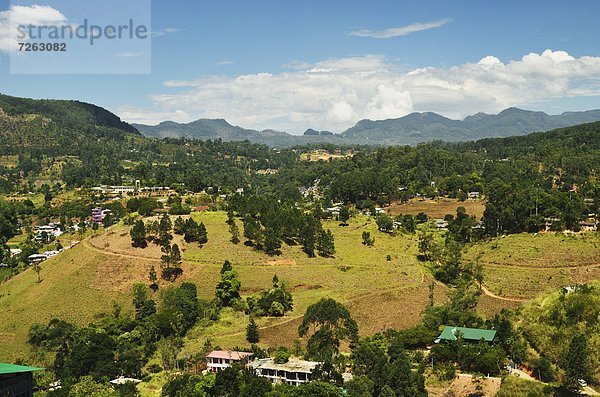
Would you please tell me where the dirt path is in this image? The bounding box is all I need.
[482,261,600,271]
[481,285,530,302]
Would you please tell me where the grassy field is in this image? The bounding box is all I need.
[1,210,598,365]
[387,198,486,220]
[464,232,600,298]
[0,155,18,168]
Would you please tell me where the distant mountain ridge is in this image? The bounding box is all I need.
[133,107,600,147]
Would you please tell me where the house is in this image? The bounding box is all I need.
[579,221,597,231]
[435,326,496,344]
[252,358,321,387]
[9,248,22,257]
[91,208,112,223]
[544,217,561,231]
[109,376,142,385]
[27,254,48,263]
[33,224,62,242]
[206,350,253,372]
[0,362,44,397]
[434,219,449,230]
[468,191,481,199]
[325,207,341,216]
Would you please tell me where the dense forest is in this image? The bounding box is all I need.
[2,94,597,237]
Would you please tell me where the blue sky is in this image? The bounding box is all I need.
[1,0,600,133]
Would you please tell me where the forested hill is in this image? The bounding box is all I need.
[0,93,140,155]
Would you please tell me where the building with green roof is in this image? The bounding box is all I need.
[0,363,44,397]
[435,326,497,344]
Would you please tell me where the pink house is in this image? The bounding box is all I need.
[206,350,253,372]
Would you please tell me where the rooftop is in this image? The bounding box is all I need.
[0,363,44,375]
[206,350,253,360]
[436,326,497,343]
[251,358,321,373]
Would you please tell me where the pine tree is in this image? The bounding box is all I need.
[198,222,208,244]
[564,333,590,389]
[158,213,172,235]
[263,226,281,255]
[229,221,240,244]
[184,218,199,243]
[221,260,233,274]
[148,265,158,291]
[317,229,335,257]
[130,220,147,248]
[173,216,185,235]
[246,317,260,344]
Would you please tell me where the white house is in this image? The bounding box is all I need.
[205,350,253,372]
[252,358,321,387]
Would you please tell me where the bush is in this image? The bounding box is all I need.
[147,363,163,373]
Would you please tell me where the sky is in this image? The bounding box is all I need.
[1,0,600,134]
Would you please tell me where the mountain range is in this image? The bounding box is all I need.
[133,107,600,147]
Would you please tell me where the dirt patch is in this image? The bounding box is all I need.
[0,333,16,343]
[92,257,150,292]
[477,294,522,319]
[292,284,323,292]
[347,282,448,335]
[259,317,303,348]
[428,375,501,397]
[388,198,485,220]
[265,259,297,266]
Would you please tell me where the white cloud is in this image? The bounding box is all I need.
[120,50,600,133]
[216,60,234,65]
[0,4,68,52]
[348,19,451,39]
[152,28,178,37]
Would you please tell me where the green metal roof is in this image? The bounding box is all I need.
[436,326,496,342]
[0,363,44,375]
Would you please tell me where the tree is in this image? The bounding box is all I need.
[246,317,260,344]
[417,233,435,261]
[183,218,199,243]
[158,213,172,236]
[173,216,185,235]
[148,265,158,291]
[263,226,281,255]
[132,283,156,321]
[376,214,394,233]
[33,261,42,283]
[298,298,358,361]
[160,243,183,281]
[68,376,119,397]
[215,265,241,307]
[229,221,240,244]
[198,222,208,244]
[221,260,233,274]
[130,220,147,248]
[379,385,396,397]
[564,333,590,389]
[362,231,374,246]
[339,207,350,225]
[317,229,335,257]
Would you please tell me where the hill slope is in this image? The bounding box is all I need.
[0,93,140,155]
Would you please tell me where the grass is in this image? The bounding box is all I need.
[387,198,486,220]
[1,210,598,366]
[0,155,18,168]
[463,232,600,298]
